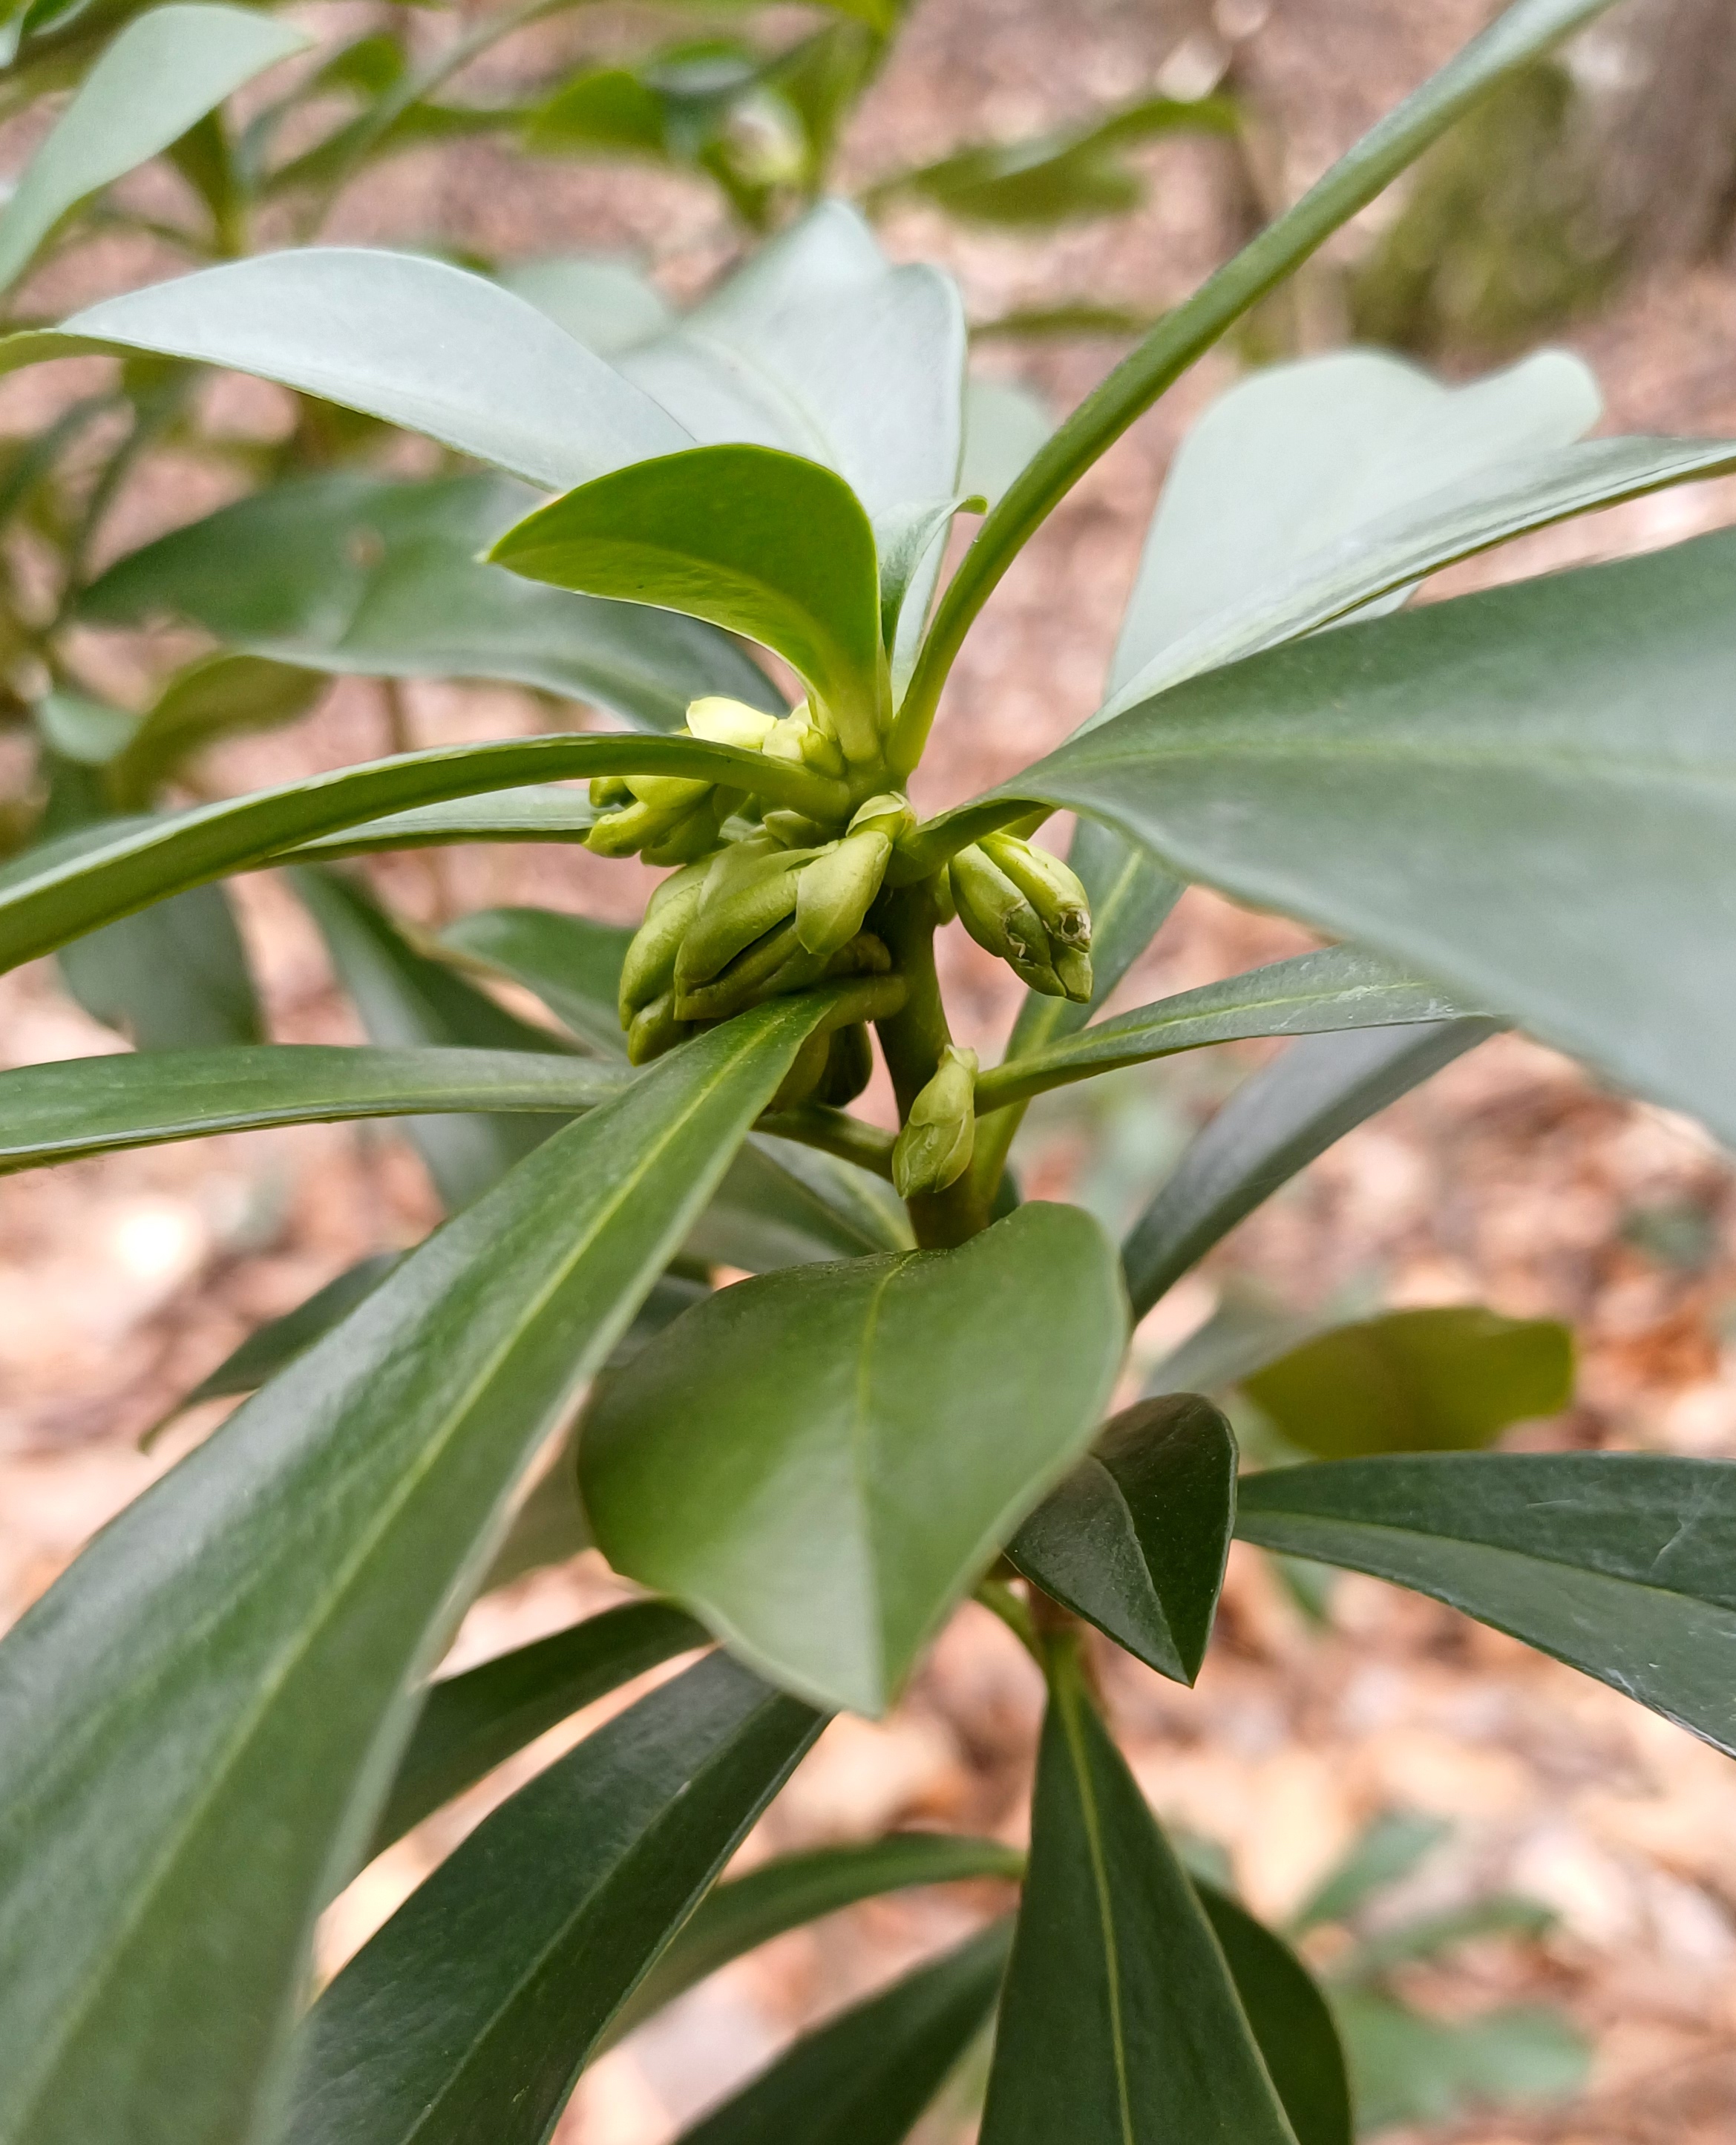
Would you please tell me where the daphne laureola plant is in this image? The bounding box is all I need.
[2,0,1736,2138]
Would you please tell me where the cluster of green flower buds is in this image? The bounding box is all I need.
[949,832,1093,1003]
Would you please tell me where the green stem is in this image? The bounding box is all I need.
[755,1102,897,1181]
[889,0,1623,771]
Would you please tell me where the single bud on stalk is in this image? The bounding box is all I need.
[949,842,1093,1003]
[618,862,709,1026]
[893,1045,978,1199]
[794,828,891,957]
[980,832,1092,953]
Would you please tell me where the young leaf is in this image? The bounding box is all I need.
[0,996,839,2145]
[676,1920,1015,2145]
[620,1833,1025,2038]
[581,1202,1127,1714]
[82,474,781,732]
[290,1654,823,2145]
[0,730,845,975]
[1120,1021,1495,1318]
[490,445,884,762]
[1003,528,1736,1147]
[0,4,312,292]
[980,1647,1299,2144]
[1242,1305,1573,1459]
[976,946,1474,1113]
[369,1599,709,1853]
[1006,1393,1237,1685]
[440,903,635,1055]
[0,1045,626,1175]
[10,249,692,489]
[1236,1453,1736,1755]
[58,879,261,1049]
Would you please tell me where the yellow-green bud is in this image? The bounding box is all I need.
[618,862,708,1026]
[674,915,803,1021]
[589,794,698,859]
[589,774,632,810]
[761,809,828,847]
[626,989,688,1066]
[848,791,916,845]
[1053,945,1093,1004]
[625,770,711,814]
[676,840,813,990]
[761,706,848,782]
[949,843,1064,995]
[980,833,1092,952]
[794,829,891,957]
[685,695,779,750]
[641,790,735,867]
[893,1045,977,1199]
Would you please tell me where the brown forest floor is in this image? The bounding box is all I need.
[4,2,1736,2139]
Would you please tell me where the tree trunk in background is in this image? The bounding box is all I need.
[1578,0,1736,266]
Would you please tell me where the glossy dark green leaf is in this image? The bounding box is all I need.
[9,248,691,488]
[980,1648,1297,2144]
[0,4,311,292]
[491,444,884,762]
[583,1202,1127,1713]
[292,1654,822,2145]
[171,1251,406,1414]
[1121,1021,1496,1318]
[370,1599,709,1854]
[82,475,780,732]
[0,1045,626,1175]
[59,877,261,1049]
[1007,1393,1236,1684]
[977,946,1473,1113]
[439,903,633,1055]
[1003,814,1183,1062]
[295,865,573,1210]
[1330,1988,1586,2133]
[620,1833,1024,2038]
[1237,1453,1736,1754]
[1193,1880,1353,2145]
[0,730,844,975]
[1004,528,1736,1147]
[690,1132,912,1271]
[0,996,836,2145]
[1242,1305,1573,1459]
[677,1920,1014,2145]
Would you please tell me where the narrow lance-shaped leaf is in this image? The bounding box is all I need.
[0,995,844,2145]
[581,1202,1127,1714]
[0,729,848,975]
[675,1920,1015,2145]
[291,1654,824,2145]
[1242,1306,1573,1460]
[1236,1453,1736,1756]
[440,903,635,1056]
[977,946,1475,1113]
[491,445,885,763]
[368,1599,709,1856]
[1007,1393,1237,1685]
[1121,1021,1495,1318]
[2,249,692,489]
[57,878,262,1050]
[980,1642,1299,2144]
[0,4,312,293]
[291,786,601,859]
[81,474,782,733]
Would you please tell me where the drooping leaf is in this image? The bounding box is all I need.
[0,1046,625,1175]
[295,865,574,1211]
[1236,1453,1736,1755]
[82,474,780,732]
[1002,528,1736,1147]
[105,655,325,807]
[369,1599,709,1854]
[977,946,1473,1113]
[1120,1021,1494,1317]
[616,201,966,525]
[0,4,312,292]
[1193,1881,1353,2145]
[59,877,261,1048]
[0,995,838,2145]
[675,1920,1015,2145]
[980,1645,1298,2144]
[7,248,692,489]
[581,1202,1127,1714]
[1330,1988,1587,2134]
[439,903,635,1055]
[0,729,845,975]
[619,1833,1025,2039]
[290,1654,823,2145]
[491,444,884,762]
[1007,1393,1236,1684]
[289,785,601,859]
[169,1250,407,1415]
[1242,1305,1573,1459]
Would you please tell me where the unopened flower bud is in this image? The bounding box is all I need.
[618,862,708,1025]
[589,774,633,810]
[848,792,916,845]
[980,833,1092,952]
[676,840,812,991]
[589,793,702,859]
[893,1045,978,1199]
[675,915,803,1022]
[1053,945,1094,1003]
[641,790,736,867]
[949,843,1064,995]
[685,696,779,750]
[762,809,828,847]
[626,989,688,1066]
[794,829,891,957]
